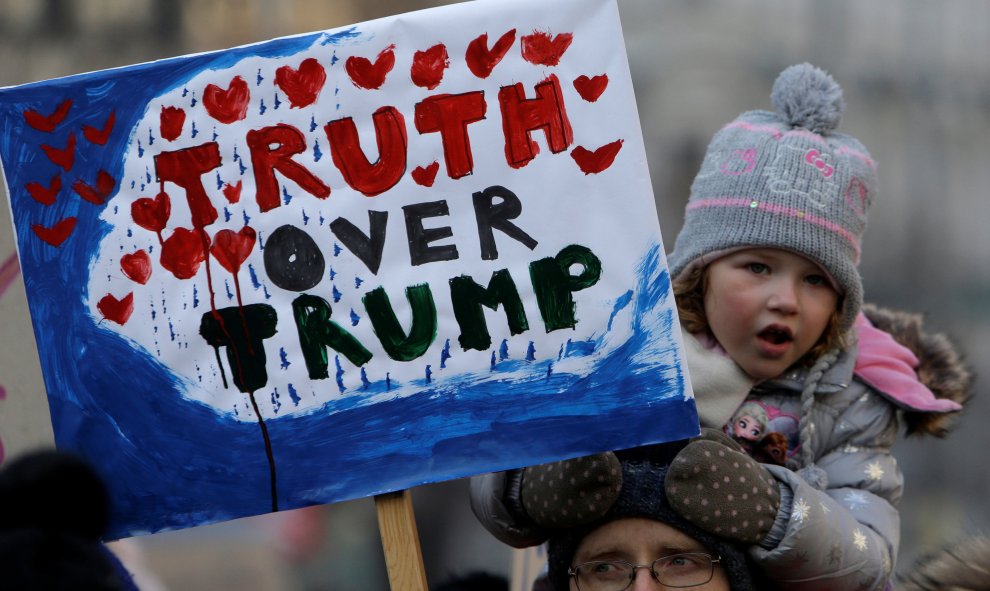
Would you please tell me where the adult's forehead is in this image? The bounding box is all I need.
[574,517,711,560]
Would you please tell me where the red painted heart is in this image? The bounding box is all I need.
[521,31,573,66]
[160,106,186,141]
[120,249,152,285]
[465,30,515,79]
[411,161,439,187]
[42,132,76,171]
[23,99,72,132]
[211,226,257,274]
[203,76,250,124]
[571,139,624,175]
[345,45,396,90]
[72,170,115,205]
[26,174,62,206]
[131,191,171,234]
[222,180,242,204]
[411,44,449,90]
[573,74,608,102]
[97,292,134,325]
[82,111,115,145]
[160,227,207,280]
[275,58,327,108]
[31,217,77,247]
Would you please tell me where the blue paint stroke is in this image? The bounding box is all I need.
[565,339,595,357]
[334,356,345,394]
[248,264,261,290]
[440,339,451,369]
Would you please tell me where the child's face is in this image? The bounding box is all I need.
[703,248,839,381]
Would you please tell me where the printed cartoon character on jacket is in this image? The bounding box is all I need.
[468,64,971,591]
[724,400,798,466]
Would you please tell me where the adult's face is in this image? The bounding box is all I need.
[569,517,730,591]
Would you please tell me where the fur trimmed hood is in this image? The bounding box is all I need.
[899,535,990,590]
[862,304,973,437]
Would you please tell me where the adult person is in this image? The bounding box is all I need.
[473,438,770,591]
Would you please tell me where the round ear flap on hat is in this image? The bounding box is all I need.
[664,440,781,546]
[520,452,622,529]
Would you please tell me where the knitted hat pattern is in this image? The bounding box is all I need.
[667,63,877,333]
[544,446,758,591]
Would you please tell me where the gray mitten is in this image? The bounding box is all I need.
[519,452,623,528]
[664,433,781,545]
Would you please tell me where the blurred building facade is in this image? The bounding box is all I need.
[1,0,987,589]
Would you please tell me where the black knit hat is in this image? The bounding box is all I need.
[544,443,759,591]
[0,449,139,591]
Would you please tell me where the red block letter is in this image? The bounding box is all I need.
[497,74,573,169]
[414,91,487,180]
[246,124,331,213]
[154,142,222,228]
[326,106,407,197]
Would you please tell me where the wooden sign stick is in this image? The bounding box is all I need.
[376,490,429,591]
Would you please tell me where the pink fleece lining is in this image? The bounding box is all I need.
[854,313,962,413]
[686,197,861,262]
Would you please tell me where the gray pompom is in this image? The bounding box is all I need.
[770,63,845,134]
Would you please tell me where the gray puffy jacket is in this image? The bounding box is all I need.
[470,306,971,591]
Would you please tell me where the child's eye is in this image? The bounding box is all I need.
[805,274,828,286]
[746,262,769,274]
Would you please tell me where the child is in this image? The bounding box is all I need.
[470,63,971,590]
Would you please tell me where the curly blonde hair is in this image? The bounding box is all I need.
[672,265,847,368]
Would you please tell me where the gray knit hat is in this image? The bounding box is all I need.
[667,63,877,333]
[544,445,760,591]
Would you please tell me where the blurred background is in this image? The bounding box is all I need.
[1,0,987,589]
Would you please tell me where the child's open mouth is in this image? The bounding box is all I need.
[758,325,793,345]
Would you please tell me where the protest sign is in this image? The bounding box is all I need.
[0,0,697,539]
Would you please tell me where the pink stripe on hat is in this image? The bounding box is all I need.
[723,121,784,139]
[686,197,862,263]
